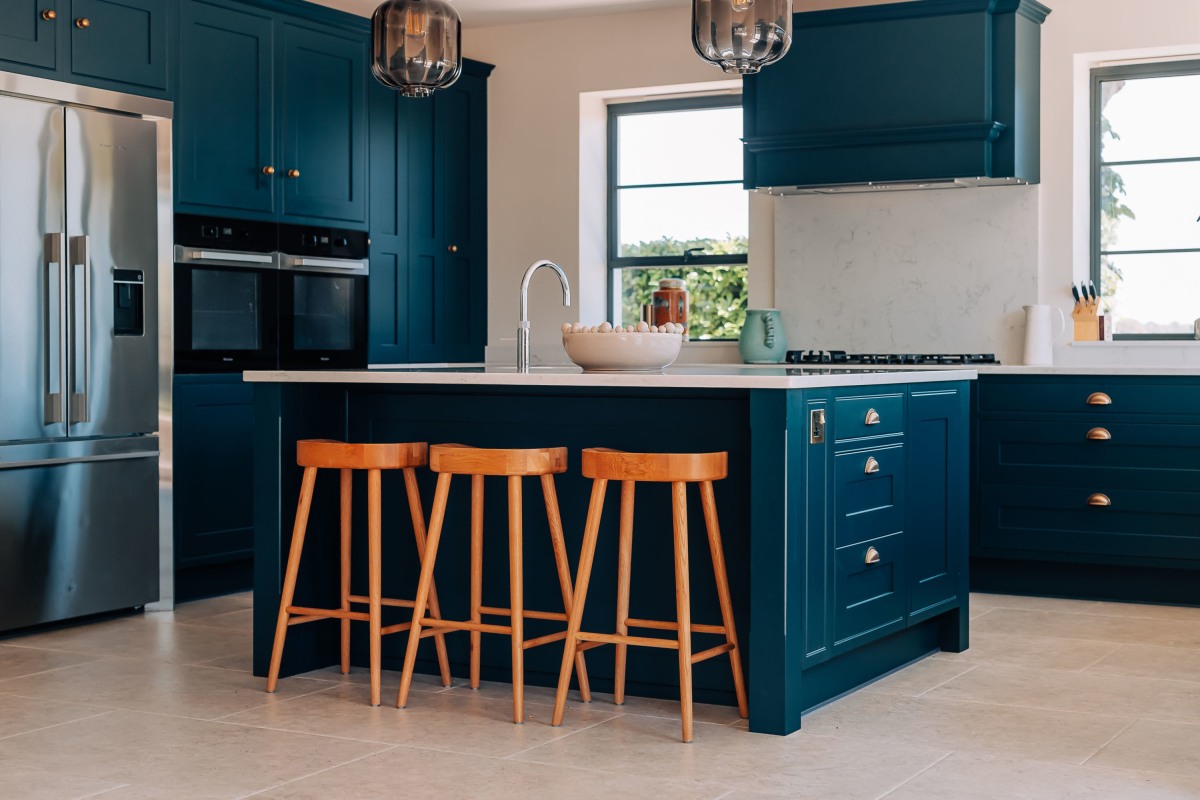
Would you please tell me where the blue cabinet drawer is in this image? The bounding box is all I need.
[979,420,1200,493]
[979,380,1200,418]
[833,391,904,442]
[833,531,906,650]
[977,483,1200,563]
[833,442,904,547]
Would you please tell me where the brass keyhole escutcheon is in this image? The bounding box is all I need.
[286,169,300,179]
[864,457,880,474]
[42,9,56,20]
[262,166,276,176]
[75,16,89,27]
[865,546,881,565]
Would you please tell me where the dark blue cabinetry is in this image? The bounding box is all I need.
[368,61,492,364]
[743,0,1049,190]
[0,0,172,97]
[174,0,368,226]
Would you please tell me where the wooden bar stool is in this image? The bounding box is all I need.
[266,439,452,706]
[551,448,749,742]
[397,444,592,723]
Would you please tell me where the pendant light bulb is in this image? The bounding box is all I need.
[372,0,462,98]
[692,0,792,74]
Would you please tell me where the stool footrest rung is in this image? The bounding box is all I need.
[286,606,369,623]
[625,618,727,635]
[419,618,511,635]
[380,622,447,638]
[479,606,568,622]
[576,632,679,650]
[522,631,568,650]
[576,641,607,653]
[690,643,735,664]
[347,595,416,609]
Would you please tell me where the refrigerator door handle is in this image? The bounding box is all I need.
[68,234,90,424]
[43,233,65,424]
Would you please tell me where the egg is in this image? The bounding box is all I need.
[561,322,572,334]
[598,322,613,333]
[636,321,649,332]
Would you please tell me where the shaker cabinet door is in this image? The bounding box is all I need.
[176,0,275,216]
[0,0,57,70]
[278,22,367,225]
[69,0,167,90]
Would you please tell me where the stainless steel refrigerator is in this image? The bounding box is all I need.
[0,75,172,632]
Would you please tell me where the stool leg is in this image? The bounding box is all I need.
[470,474,484,690]
[508,475,525,724]
[403,467,452,687]
[399,472,451,708]
[700,480,749,720]
[541,474,591,703]
[267,466,318,693]
[672,481,694,743]
[339,468,352,675]
[614,480,635,705]
[552,478,608,727]
[367,468,384,707]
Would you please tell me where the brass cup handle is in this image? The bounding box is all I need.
[286,168,300,178]
[1087,493,1111,507]
[1087,392,1113,406]
[864,408,881,426]
[75,16,89,27]
[865,546,881,565]
[864,457,881,474]
[447,245,458,253]
[42,9,56,20]
[262,166,275,175]
[1086,427,1112,441]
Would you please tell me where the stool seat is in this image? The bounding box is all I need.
[582,448,727,483]
[297,439,427,470]
[430,444,567,477]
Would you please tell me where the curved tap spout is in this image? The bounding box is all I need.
[517,260,572,372]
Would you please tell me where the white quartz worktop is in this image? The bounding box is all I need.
[243,364,977,390]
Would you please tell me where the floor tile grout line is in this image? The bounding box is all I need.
[1078,718,1140,766]
[0,709,114,742]
[873,750,955,800]
[233,744,402,799]
[75,783,133,800]
[1073,642,1128,674]
[914,662,981,698]
[501,713,629,760]
[0,658,118,684]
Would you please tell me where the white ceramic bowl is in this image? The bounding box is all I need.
[562,331,683,372]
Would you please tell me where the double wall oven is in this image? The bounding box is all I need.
[174,214,368,373]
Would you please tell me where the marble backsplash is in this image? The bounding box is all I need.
[773,184,1039,363]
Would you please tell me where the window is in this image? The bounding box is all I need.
[1092,60,1200,338]
[608,96,748,340]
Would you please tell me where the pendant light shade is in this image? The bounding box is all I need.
[371,0,462,98]
[692,0,792,75]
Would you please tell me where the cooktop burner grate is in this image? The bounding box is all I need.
[784,350,998,366]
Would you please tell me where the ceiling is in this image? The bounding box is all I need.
[313,0,688,27]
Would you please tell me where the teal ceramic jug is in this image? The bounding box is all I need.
[738,309,788,364]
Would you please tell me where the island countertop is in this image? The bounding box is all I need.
[243,364,977,389]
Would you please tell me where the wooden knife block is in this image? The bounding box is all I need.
[1072,303,1099,342]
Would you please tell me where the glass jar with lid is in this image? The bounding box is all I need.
[652,278,689,339]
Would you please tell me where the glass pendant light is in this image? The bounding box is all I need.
[371,0,462,97]
[692,0,792,75]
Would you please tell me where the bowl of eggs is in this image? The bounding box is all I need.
[561,321,684,372]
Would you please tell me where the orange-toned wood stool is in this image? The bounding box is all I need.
[551,448,749,742]
[397,444,591,723]
[266,439,452,706]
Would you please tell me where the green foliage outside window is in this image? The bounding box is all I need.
[617,235,748,340]
[1098,81,1135,313]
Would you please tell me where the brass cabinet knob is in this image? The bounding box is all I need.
[864,408,881,426]
[864,456,881,474]
[75,16,89,27]
[1087,493,1111,507]
[1086,427,1112,441]
[262,166,275,175]
[42,9,56,20]
[447,244,458,253]
[1087,392,1113,406]
[286,168,300,178]
[865,546,881,565]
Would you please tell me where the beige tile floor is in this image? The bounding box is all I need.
[1,592,1199,799]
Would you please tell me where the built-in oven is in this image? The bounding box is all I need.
[277,223,369,370]
[174,214,279,374]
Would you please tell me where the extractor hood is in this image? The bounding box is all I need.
[762,176,1030,196]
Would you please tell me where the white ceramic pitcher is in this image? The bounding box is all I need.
[1022,304,1067,366]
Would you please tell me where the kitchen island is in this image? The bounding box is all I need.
[246,365,974,735]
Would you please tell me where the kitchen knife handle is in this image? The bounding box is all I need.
[43,233,64,424]
[68,235,90,424]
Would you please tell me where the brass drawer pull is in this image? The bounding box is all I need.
[864,456,880,474]
[864,408,881,426]
[1086,427,1112,441]
[1087,392,1112,406]
[286,168,300,178]
[1087,493,1111,507]
[262,165,275,175]
[75,16,89,27]
[865,546,881,565]
[42,9,56,20]
[448,244,458,253]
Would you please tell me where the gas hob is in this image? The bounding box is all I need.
[785,351,998,366]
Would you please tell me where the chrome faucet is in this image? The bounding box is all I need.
[517,260,571,372]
